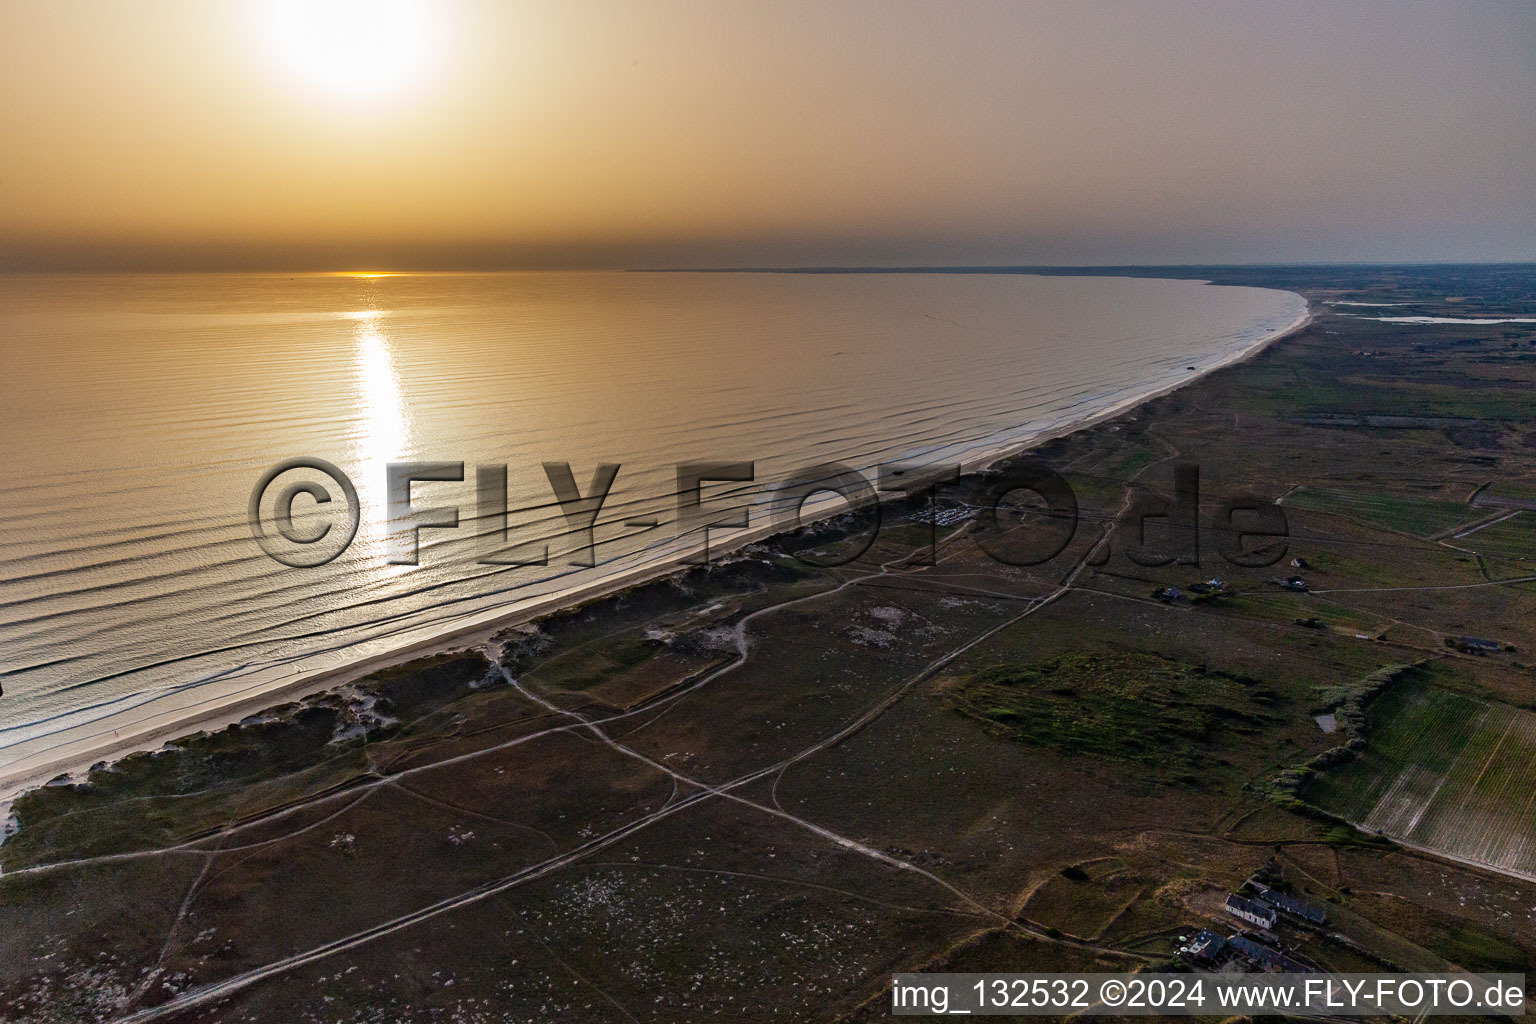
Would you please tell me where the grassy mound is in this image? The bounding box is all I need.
[948,651,1278,782]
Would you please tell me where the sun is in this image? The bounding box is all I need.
[261,0,440,100]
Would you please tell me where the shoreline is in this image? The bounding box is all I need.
[0,295,1312,805]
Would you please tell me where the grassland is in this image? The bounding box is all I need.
[946,652,1279,783]
[1453,510,1536,562]
[1282,485,1477,539]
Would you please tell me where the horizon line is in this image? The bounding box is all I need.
[3,258,1535,276]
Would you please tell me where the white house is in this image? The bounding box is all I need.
[1224,894,1277,930]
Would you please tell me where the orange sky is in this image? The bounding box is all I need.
[1,0,1533,269]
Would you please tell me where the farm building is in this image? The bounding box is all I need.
[1254,885,1326,924]
[1449,635,1503,654]
[1223,894,1277,930]
[1227,934,1311,973]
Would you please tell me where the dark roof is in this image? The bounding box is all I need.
[1255,885,1327,924]
[1227,934,1311,973]
[1456,636,1502,651]
[1225,894,1277,925]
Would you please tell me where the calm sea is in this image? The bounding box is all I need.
[0,271,1304,779]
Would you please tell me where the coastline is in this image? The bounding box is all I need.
[0,293,1312,805]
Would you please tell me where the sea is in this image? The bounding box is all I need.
[0,270,1305,783]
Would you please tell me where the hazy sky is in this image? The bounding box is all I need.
[1,0,1533,269]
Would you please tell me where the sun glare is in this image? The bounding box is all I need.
[261,0,439,100]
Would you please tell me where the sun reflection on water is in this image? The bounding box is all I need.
[350,309,411,545]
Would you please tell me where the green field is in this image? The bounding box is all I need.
[1283,485,1474,538]
[1457,510,1536,562]
[1308,684,1536,880]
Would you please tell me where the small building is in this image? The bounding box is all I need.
[1189,578,1226,595]
[1179,929,1227,962]
[1290,557,1310,569]
[1254,885,1327,925]
[1153,586,1184,603]
[1227,934,1311,972]
[1272,575,1309,592]
[1224,894,1277,930]
[1449,635,1502,655]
